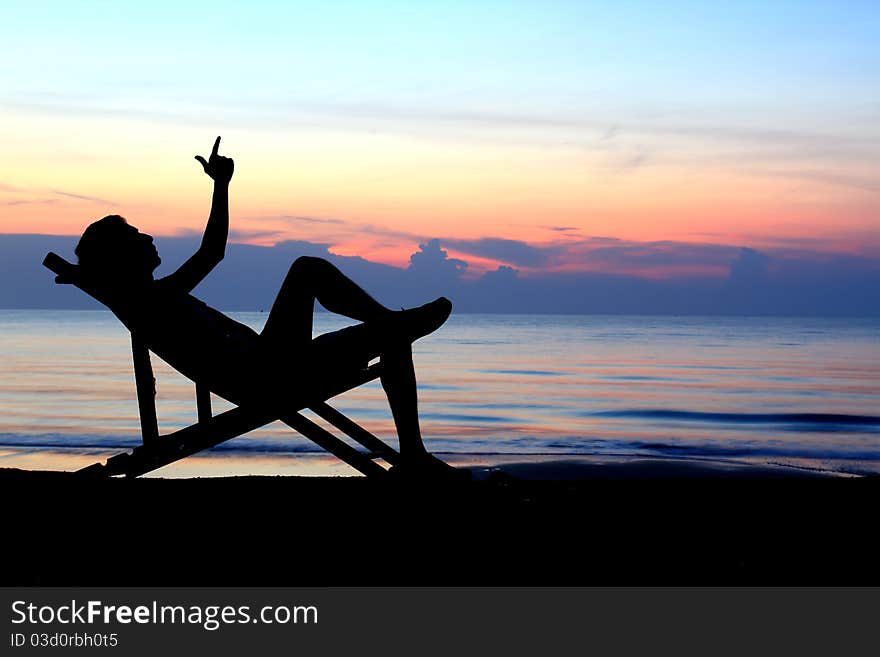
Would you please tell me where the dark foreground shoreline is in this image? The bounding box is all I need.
[2,461,877,585]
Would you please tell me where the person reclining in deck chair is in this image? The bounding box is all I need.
[73,137,453,474]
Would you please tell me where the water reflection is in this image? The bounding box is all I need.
[2,311,879,475]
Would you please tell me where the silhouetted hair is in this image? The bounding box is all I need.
[75,215,132,274]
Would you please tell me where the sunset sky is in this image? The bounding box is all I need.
[1,1,877,277]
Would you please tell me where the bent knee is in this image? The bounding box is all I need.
[289,255,329,273]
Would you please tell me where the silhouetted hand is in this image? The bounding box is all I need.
[195,136,234,183]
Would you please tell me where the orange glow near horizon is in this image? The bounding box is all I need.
[1,114,878,276]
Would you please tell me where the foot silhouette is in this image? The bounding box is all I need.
[393,297,452,343]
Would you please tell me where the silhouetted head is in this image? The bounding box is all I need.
[75,215,161,280]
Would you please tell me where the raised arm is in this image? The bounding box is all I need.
[161,136,235,293]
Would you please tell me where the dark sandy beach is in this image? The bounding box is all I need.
[2,459,877,586]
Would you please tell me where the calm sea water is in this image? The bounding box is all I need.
[1,310,878,476]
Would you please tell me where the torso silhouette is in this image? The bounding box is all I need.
[93,270,374,409]
[96,275,265,405]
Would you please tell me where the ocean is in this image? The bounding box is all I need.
[1,310,878,477]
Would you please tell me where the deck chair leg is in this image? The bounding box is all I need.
[78,405,279,478]
[195,381,212,424]
[131,335,159,444]
[281,413,387,478]
[310,402,401,467]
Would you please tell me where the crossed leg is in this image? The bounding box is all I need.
[260,256,428,457]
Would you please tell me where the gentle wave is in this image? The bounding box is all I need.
[478,369,568,377]
[624,440,880,461]
[588,409,880,432]
[6,431,880,463]
[0,433,332,454]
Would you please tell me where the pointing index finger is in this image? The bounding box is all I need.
[211,136,221,157]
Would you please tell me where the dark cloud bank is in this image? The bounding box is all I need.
[2,234,877,316]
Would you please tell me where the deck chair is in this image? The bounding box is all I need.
[43,252,413,479]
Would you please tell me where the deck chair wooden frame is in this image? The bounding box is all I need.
[44,252,402,478]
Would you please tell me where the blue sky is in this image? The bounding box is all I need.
[4,1,877,126]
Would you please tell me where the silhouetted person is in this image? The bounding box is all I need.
[74,137,452,472]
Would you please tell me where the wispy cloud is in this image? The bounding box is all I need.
[241,213,427,247]
[0,198,60,206]
[228,228,287,242]
[1,183,116,207]
[444,237,563,268]
[569,239,739,275]
[0,97,198,127]
[766,170,880,194]
[49,189,116,205]
[9,91,873,163]
[276,215,347,225]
